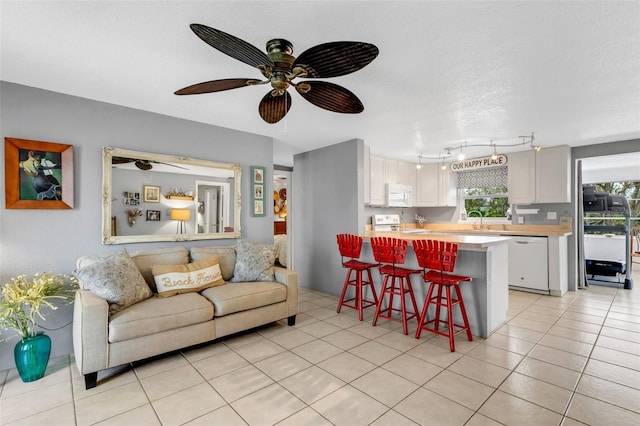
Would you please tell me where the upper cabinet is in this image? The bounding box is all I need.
[368,156,417,206]
[508,145,571,204]
[369,155,386,206]
[416,163,457,207]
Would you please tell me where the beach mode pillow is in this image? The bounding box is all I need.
[152,256,225,298]
[74,250,152,315]
[231,240,277,282]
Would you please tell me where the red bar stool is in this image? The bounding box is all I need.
[371,237,421,335]
[336,234,379,321]
[412,239,473,352]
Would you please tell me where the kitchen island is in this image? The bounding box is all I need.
[360,231,511,338]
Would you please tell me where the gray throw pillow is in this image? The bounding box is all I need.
[74,250,152,315]
[231,240,277,282]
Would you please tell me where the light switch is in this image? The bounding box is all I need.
[547,212,557,220]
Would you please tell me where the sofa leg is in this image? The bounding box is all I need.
[84,372,98,389]
[287,315,296,326]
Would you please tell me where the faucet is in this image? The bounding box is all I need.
[467,210,484,230]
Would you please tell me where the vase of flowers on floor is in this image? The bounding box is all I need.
[0,272,77,382]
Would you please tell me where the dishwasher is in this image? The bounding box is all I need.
[508,236,549,294]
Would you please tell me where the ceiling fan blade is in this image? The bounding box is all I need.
[296,81,364,113]
[259,91,292,123]
[174,78,261,95]
[293,42,379,78]
[190,24,274,70]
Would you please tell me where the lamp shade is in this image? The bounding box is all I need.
[170,209,191,221]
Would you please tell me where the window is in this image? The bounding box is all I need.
[462,186,510,218]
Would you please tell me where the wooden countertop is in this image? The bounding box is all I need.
[362,231,511,249]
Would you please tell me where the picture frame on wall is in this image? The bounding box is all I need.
[250,166,266,216]
[143,185,160,203]
[146,210,161,221]
[4,137,74,209]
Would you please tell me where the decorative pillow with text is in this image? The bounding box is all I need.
[152,255,225,298]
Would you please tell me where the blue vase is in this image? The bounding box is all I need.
[14,333,51,382]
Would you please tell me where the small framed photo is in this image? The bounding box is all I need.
[146,210,161,221]
[252,166,264,184]
[143,185,160,203]
[254,200,264,216]
[254,184,263,200]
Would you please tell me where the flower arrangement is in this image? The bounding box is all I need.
[127,208,143,226]
[0,272,78,340]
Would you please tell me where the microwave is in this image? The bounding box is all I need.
[386,183,413,207]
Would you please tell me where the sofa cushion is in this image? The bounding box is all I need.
[129,247,190,292]
[231,241,277,282]
[74,250,152,316]
[200,282,286,317]
[190,246,236,281]
[152,256,225,298]
[108,292,214,343]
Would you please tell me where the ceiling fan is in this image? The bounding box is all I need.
[175,24,379,123]
[111,156,188,171]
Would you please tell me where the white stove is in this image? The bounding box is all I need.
[372,214,400,232]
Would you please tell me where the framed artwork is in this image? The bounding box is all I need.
[4,137,74,209]
[146,210,161,221]
[250,166,266,216]
[143,185,160,203]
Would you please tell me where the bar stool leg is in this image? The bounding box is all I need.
[455,285,473,341]
[415,282,435,339]
[372,275,390,326]
[446,285,455,352]
[406,276,419,317]
[336,269,353,314]
[433,284,444,332]
[366,268,379,308]
[400,277,409,335]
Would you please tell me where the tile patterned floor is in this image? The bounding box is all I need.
[1,278,639,425]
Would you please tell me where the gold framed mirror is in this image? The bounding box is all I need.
[102,147,242,244]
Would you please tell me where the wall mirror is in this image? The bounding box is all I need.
[102,147,242,244]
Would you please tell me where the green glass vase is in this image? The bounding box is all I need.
[14,333,51,382]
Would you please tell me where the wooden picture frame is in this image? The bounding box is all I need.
[143,185,160,203]
[250,166,266,216]
[4,137,74,209]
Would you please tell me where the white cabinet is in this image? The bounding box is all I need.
[416,164,457,207]
[438,167,457,206]
[369,156,417,206]
[535,145,571,203]
[508,145,571,204]
[369,155,386,206]
[385,159,416,189]
[507,150,536,204]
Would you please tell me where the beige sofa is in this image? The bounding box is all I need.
[73,245,298,389]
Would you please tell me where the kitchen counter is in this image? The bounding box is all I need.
[363,230,512,250]
[358,231,510,338]
[406,224,572,237]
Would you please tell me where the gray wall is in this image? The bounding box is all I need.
[293,139,365,295]
[0,82,275,369]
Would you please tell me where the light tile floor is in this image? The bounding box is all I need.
[1,277,639,426]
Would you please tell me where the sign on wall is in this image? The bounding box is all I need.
[450,154,508,172]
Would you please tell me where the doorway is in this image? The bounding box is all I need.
[577,153,640,289]
[274,167,292,268]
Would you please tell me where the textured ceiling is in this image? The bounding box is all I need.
[1,1,639,166]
